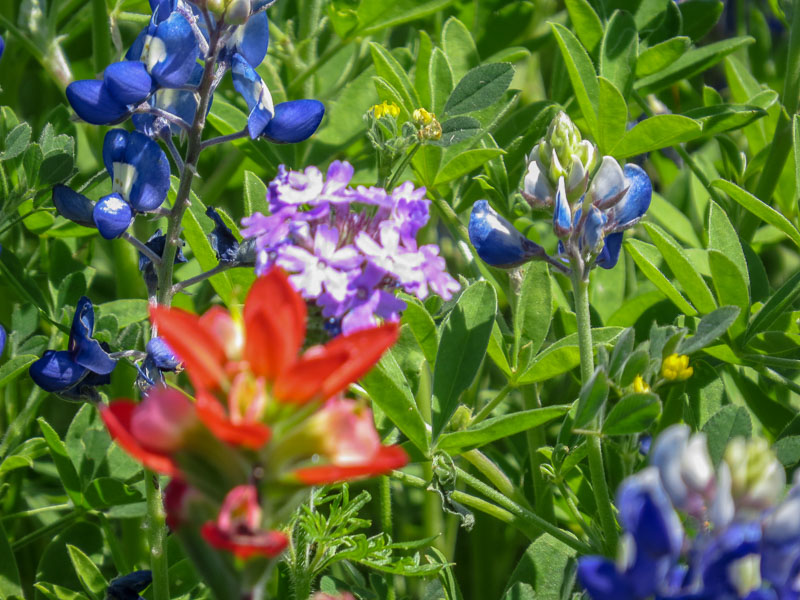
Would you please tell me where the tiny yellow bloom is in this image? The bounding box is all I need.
[633,375,650,393]
[661,353,693,381]
[371,101,400,119]
[413,107,435,125]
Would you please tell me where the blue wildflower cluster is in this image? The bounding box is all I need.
[240,161,460,335]
[468,111,652,277]
[53,0,324,239]
[579,425,800,600]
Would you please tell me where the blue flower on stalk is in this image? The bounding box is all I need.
[29,297,116,398]
[53,130,170,240]
[219,10,270,68]
[262,99,326,144]
[133,63,205,137]
[136,337,181,388]
[469,200,544,268]
[231,53,275,138]
[0,35,5,61]
[66,5,199,125]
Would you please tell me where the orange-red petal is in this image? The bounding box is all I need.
[195,392,272,450]
[243,269,306,379]
[150,305,228,390]
[99,401,180,476]
[317,323,399,399]
[200,522,288,559]
[293,445,409,485]
[272,349,350,404]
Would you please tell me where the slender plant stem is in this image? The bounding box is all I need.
[386,143,421,191]
[523,386,554,521]
[570,266,618,555]
[144,472,169,600]
[462,449,533,513]
[172,262,235,294]
[12,510,83,550]
[121,232,161,266]
[471,383,513,424]
[163,135,184,172]
[379,476,396,600]
[1,502,72,521]
[200,128,250,150]
[289,38,348,92]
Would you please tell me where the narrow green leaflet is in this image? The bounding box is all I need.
[678,0,724,41]
[599,10,638,97]
[683,105,767,136]
[434,148,505,185]
[441,17,479,82]
[95,299,148,328]
[635,37,690,78]
[431,116,482,147]
[708,250,749,339]
[643,223,716,313]
[610,115,702,158]
[429,47,454,115]
[432,281,497,440]
[794,115,800,201]
[572,369,609,430]
[603,393,661,435]
[243,170,269,216]
[436,406,568,453]
[745,271,800,343]
[67,544,108,600]
[596,77,628,156]
[2,123,31,160]
[0,522,22,600]
[550,23,599,137]
[487,320,513,377]
[711,179,800,250]
[356,0,457,35]
[707,200,749,289]
[625,239,698,316]
[0,437,47,476]
[679,306,740,355]
[513,261,552,368]
[34,583,89,600]
[369,42,420,113]
[401,300,439,366]
[38,417,85,507]
[361,350,429,453]
[0,354,38,389]
[443,63,515,116]
[564,0,603,53]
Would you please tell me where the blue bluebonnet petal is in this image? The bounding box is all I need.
[148,0,176,23]
[103,61,154,106]
[148,12,200,88]
[577,557,636,600]
[206,206,240,262]
[582,206,607,254]
[146,337,181,371]
[124,132,171,212]
[93,194,133,239]
[0,35,5,61]
[126,25,154,62]
[138,230,186,271]
[103,129,130,176]
[596,232,624,270]
[29,350,86,393]
[231,54,274,138]
[107,570,153,600]
[68,296,117,376]
[591,156,627,210]
[230,11,269,68]
[552,176,572,238]
[262,99,324,144]
[52,185,95,228]
[469,200,542,268]
[700,522,761,595]
[608,164,652,231]
[0,324,6,356]
[66,79,129,125]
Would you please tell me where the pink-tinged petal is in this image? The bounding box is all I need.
[195,392,272,450]
[315,323,399,399]
[244,269,307,378]
[217,485,261,531]
[164,478,189,530]
[150,305,228,391]
[100,402,180,476]
[130,386,198,454]
[272,350,350,404]
[312,398,381,465]
[201,522,288,560]
[199,306,243,361]
[293,445,409,485]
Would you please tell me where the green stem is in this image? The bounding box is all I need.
[379,476,396,600]
[144,472,169,600]
[12,510,83,551]
[386,144,421,191]
[471,383,513,424]
[523,386,554,521]
[1,503,72,521]
[462,450,519,504]
[570,267,618,555]
[289,38,349,92]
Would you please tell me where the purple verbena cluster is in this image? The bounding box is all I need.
[240,161,460,335]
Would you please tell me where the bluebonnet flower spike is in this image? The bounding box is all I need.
[468,200,544,268]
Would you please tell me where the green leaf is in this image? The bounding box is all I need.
[610,115,702,158]
[429,47,454,115]
[794,115,800,202]
[67,544,107,600]
[95,299,148,329]
[620,350,650,387]
[708,250,749,339]
[572,369,609,430]
[746,271,800,343]
[683,105,767,136]
[430,116,482,147]
[38,418,85,507]
[599,10,638,97]
[513,261,552,369]
[648,191,702,248]
[550,23,599,137]
[34,583,90,600]
[679,306,741,355]
[436,406,568,453]
[708,200,749,289]
[0,437,47,476]
[432,281,497,440]
[702,404,752,465]
[487,320,513,377]
[603,393,661,435]
[361,350,429,453]
[401,300,438,366]
[625,239,697,316]
[443,63,515,116]
[564,0,603,53]
[0,522,22,600]
[635,37,690,77]
[502,535,576,598]
[596,77,628,156]
[2,123,31,160]
[441,17,479,82]
[434,148,505,185]
[369,42,420,114]
[0,354,38,389]
[643,223,716,313]
[678,0,724,41]
[84,477,144,509]
[243,170,268,216]
[711,179,800,250]
[356,0,457,34]
[0,246,51,315]
[635,36,754,94]
[516,345,580,384]
[774,436,800,468]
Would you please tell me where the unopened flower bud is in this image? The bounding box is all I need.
[661,353,693,381]
[207,0,225,15]
[547,111,582,173]
[724,437,786,513]
[225,0,251,24]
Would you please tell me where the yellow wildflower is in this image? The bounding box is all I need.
[633,375,650,393]
[413,107,434,125]
[661,353,693,381]
[371,101,400,119]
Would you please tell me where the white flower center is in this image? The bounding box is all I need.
[112,162,138,200]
